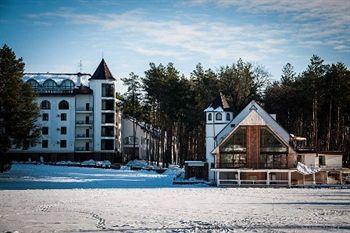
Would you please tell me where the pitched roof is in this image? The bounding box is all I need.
[205,92,231,111]
[89,59,115,80]
[212,100,292,154]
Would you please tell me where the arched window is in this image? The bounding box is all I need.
[216,113,222,121]
[40,100,51,110]
[61,79,75,90]
[207,113,212,121]
[226,113,231,121]
[43,79,57,89]
[58,100,69,109]
[26,79,40,90]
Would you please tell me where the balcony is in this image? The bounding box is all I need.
[76,120,93,126]
[76,134,93,139]
[216,162,295,169]
[75,147,93,152]
[76,107,93,113]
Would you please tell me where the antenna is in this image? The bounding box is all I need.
[79,60,83,73]
[101,51,104,59]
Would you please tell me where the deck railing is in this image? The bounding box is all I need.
[217,162,295,169]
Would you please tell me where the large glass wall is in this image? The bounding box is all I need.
[219,127,247,168]
[260,127,288,168]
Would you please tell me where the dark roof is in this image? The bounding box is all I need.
[209,92,231,111]
[89,59,115,80]
[73,85,93,94]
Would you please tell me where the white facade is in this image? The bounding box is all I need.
[11,59,122,161]
[204,104,233,181]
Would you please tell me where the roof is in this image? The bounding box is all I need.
[73,85,93,94]
[204,92,231,111]
[89,59,115,81]
[23,73,91,86]
[212,100,292,154]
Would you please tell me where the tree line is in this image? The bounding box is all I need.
[122,55,350,167]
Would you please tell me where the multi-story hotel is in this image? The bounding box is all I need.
[10,59,122,162]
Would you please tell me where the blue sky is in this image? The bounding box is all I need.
[1,0,349,93]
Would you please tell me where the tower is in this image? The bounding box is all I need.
[89,59,120,156]
[204,93,233,181]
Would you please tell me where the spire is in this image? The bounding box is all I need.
[208,92,231,111]
[89,59,115,80]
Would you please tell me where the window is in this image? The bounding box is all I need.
[42,140,48,148]
[226,113,231,121]
[61,127,67,135]
[102,113,114,123]
[220,127,247,153]
[102,84,114,97]
[60,79,74,90]
[101,139,114,150]
[42,127,48,135]
[101,126,114,137]
[43,79,57,91]
[85,103,90,111]
[40,100,51,109]
[207,113,212,121]
[60,140,67,148]
[102,99,115,110]
[260,127,288,153]
[319,155,326,166]
[42,113,49,121]
[61,113,67,121]
[58,100,69,109]
[216,113,222,120]
[27,79,40,90]
[124,136,139,145]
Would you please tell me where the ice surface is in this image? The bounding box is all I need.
[0,164,196,189]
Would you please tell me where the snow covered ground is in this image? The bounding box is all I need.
[0,164,350,232]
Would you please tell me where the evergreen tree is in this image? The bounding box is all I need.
[121,72,142,160]
[0,44,40,171]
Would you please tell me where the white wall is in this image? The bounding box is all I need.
[26,96,76,152]
[89,79,118,152]
[205,109,232,181]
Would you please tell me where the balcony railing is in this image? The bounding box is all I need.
[76,107,93,111]
[76,121,93,125]
[76,134,93,138]
[75,147,93,151]
[216,162,295,169]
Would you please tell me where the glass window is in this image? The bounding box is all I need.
[101,126,114,137]
[61,113,67,121]
[226,113,231,121]
[43,79,57,89]
[42,113,49,121]
[60,79,74,90]
[102,113,114,123]
[60,140,67,148]
[260,127,288,153]
[216,113,222,120]
[102,84,114,97]
[61,127,67,135]
[220,127,246,153]
[101,139,114,150]
[27,79,40,90]
[102,99,115,110]
[207,113,212,121]
[58,100,69,109]
[319,155,326,166]
[42,127,48,135]
[40,100,51,110]
[42,140,48,148]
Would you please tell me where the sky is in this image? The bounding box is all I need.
[1,0,349,93]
